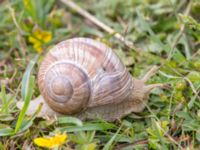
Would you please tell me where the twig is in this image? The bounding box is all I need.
[7,6,24,35]
[184,77,200,100]
[191,48,200,58]
[114,139,148,150]
[60,0,142,52]
[8,6,27,56]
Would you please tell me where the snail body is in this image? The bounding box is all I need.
[18,38,164,121]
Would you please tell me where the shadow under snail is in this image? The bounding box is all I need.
[17,37,167,121]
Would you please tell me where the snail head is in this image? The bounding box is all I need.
[130,66,168,112]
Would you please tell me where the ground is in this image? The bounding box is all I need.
[0,0,200,149]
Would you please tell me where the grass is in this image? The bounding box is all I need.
[0,0,200,149]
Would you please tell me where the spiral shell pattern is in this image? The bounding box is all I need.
[38,38,133,115]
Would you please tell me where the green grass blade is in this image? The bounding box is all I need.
[0,95,14,113]
[0,83,8,113]
[21,55,38,100]
[59,122,116,132]
[15,55,38,133]
[18,103,43,133]
[15,75,35,133]
[103,126,122,150]
[58,116,83,126]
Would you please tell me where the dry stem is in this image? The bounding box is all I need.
[60,0,142,52]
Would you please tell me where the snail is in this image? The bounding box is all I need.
[17,37,166,121]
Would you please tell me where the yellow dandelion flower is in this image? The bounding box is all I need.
[34,133,67,148]
[28,35,42,52]
[33,43,42,52]
[40,30,52,43]
[28,28,52,53]
[28,36,38,44]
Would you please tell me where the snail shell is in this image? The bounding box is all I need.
[38,38,132,115]
[36,37,164,120]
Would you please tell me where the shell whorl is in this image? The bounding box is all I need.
[37,39,98,114]
[38,59,91,114]
[38,37,130,115]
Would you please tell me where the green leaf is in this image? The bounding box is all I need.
[172,49,186,63]
[0,128,14,137]
[136,9,166,52]
[69,131,95,145]
[187,71,200,82]
[196,132,200,142]
[175,111,192,120]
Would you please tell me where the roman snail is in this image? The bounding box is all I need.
[17,37,166,121]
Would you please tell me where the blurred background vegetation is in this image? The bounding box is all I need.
[0,0,200,149]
